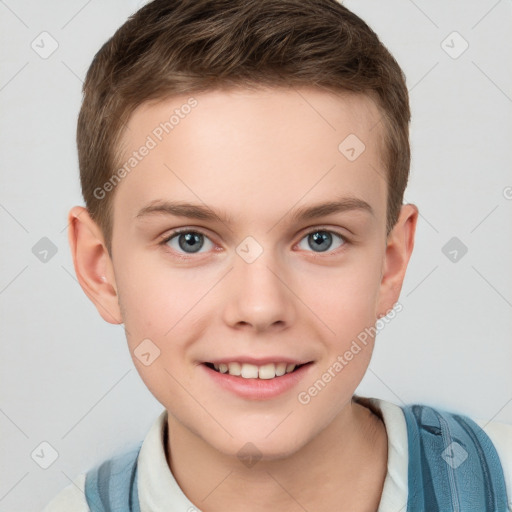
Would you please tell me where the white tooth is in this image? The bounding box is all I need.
[228,362,241,376]
[219,363,228,374]
[285,363,296,374]
[213,363,220,371]
[240,363,259,379]
[258,363,277,380]
[275,362,287,377]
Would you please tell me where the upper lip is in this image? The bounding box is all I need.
[203,357,313,366]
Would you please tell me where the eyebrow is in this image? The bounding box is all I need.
[136,200,229,223]
[290,197,374,222]
[135,196,373,224]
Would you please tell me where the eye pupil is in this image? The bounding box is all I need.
[309,231,332,252]
[179,232,204,252]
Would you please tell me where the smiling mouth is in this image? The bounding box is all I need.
[203,361,311,379]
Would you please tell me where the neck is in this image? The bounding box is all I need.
[165,398,388,512]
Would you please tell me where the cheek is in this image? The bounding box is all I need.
[300,251,383,334]
[116,257,200,334]
[115,260,215,391]
[116,268,195,406]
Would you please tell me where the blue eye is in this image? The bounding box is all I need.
[163,230,214,254]
[161,228,346,256]
[297,230,345,253]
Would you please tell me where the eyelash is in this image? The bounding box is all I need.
[159,227,350,258]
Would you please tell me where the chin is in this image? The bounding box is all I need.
[209,424,312,463]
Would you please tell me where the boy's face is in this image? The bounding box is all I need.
[71,87,417,459]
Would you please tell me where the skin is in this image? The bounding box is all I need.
[68,87,418,511]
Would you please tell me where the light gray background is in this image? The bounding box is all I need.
[1,1,511,510]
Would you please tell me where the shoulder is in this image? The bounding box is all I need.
[360,397,512,511]
[476,418,512,465]
[475,418,512,509]
[475,418,512,459]
[42,473,90,512]
[41,412,165,512]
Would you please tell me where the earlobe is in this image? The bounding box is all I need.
[376,203,418,317]
[67,206,123,325]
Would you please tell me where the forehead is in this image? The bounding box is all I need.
[113,87,387,231]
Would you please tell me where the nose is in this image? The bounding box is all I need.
[221,249,296,333]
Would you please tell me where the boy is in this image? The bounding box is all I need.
[44,0,511,510]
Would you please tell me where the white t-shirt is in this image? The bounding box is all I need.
[42,397,512,512]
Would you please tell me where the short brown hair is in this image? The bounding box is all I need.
[77,0,410,255]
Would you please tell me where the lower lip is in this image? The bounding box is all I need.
[200,363,313,400]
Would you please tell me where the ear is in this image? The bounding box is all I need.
[376,203,418,317]
[67,206,123,324]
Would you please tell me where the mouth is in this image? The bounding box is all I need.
[203,361,312,379]
[201,360,314,400]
